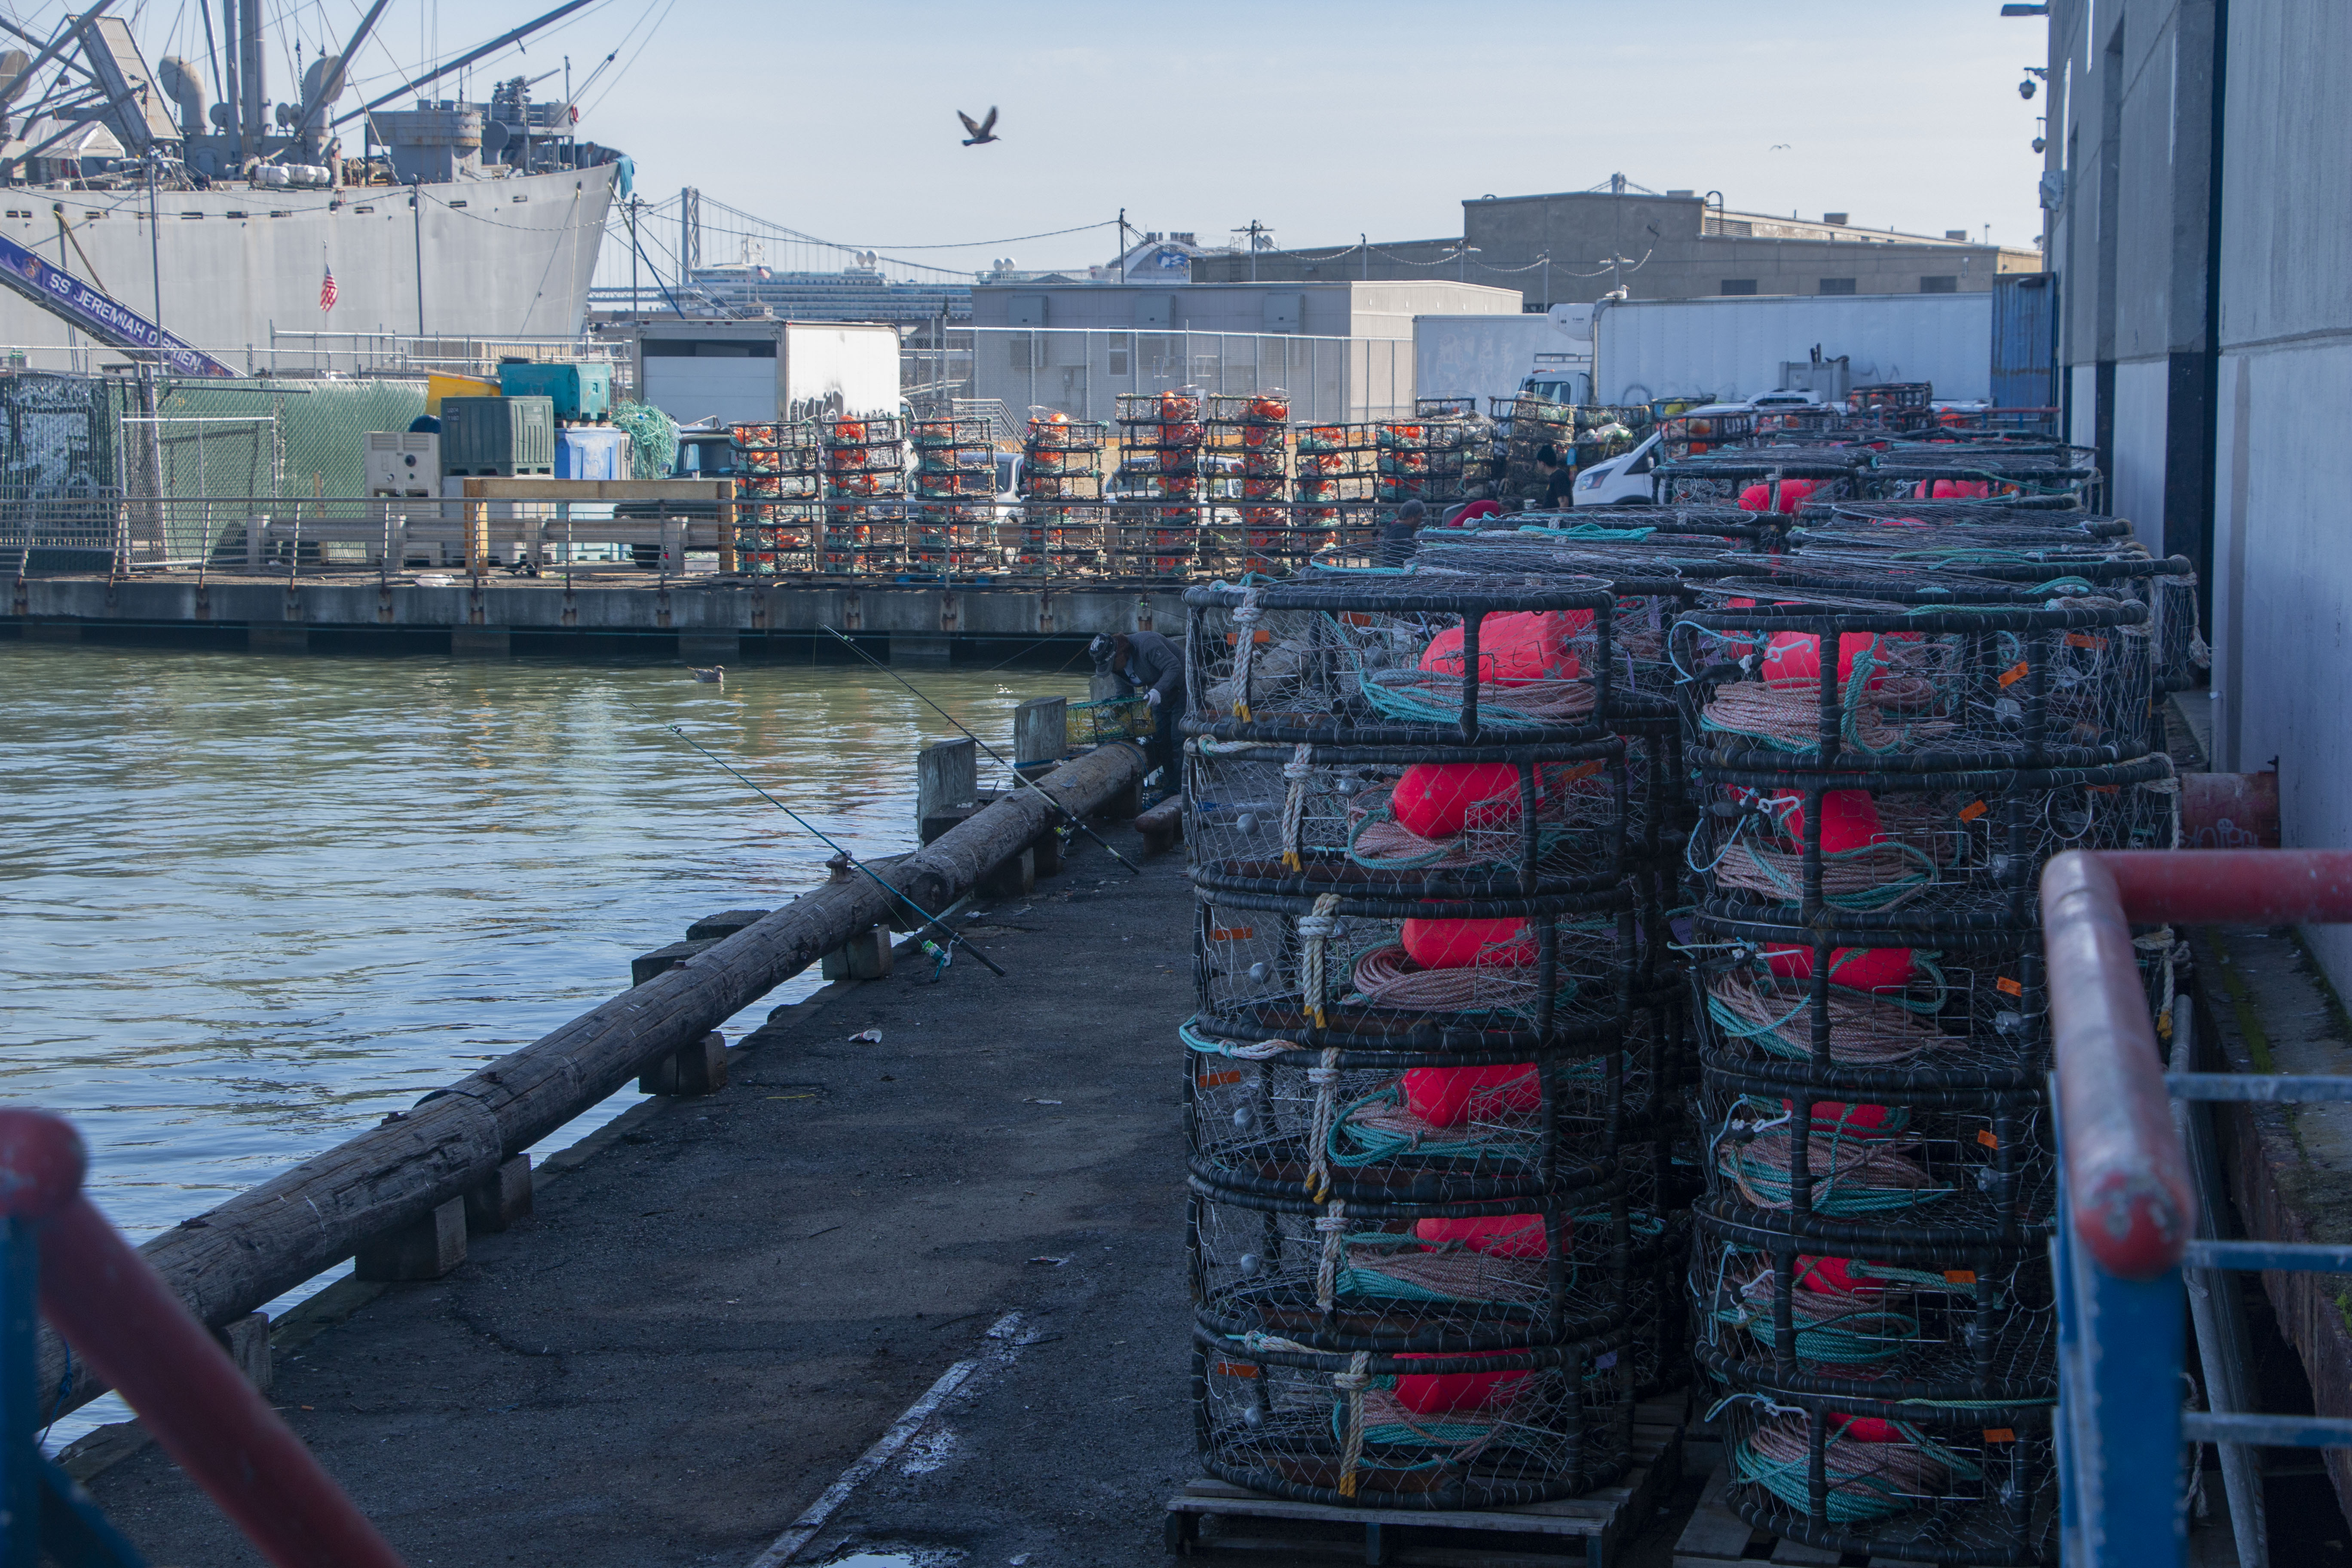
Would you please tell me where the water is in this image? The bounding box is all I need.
[0,641,1084,1432]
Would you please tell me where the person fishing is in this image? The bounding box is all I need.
[1093,629,1185,786]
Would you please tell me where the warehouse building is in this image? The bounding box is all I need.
[1193,180,2040,307]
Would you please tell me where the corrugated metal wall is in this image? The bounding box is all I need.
[1989,276,2058,409]
[1594,294,1996,405]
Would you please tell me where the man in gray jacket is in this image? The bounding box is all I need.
[1094,629,1185,785]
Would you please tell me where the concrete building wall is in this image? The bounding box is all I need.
[967,280,1520,337]
[1196,192,2037,306]
[2206,1,2352,1000]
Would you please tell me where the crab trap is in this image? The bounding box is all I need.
[1182,962,1679,1184]
[1190,1326,1636,1509]
[1690,1215,2053,1406]
[1185,578,1630,751]
[1671,586,2158,775]
[1651,449,1871,512]
[1704,1392,2055,1566]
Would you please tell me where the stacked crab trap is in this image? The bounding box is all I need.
[820,413,908,574]
[1116,389,1208,578]
[1175,574,1690,1516]
[1017,411,1107,573]
[1670,541,2182,1565]
[907,414,996,572]
[1208,392,1295,573]
[729,421,824,573]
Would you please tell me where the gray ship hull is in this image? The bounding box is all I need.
[0,163,616,373]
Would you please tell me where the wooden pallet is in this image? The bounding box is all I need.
[1165,1397,1685,1567]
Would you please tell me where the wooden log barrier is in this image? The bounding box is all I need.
[32,739,1148,1420]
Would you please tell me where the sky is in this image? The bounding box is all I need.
[72,0,2051,275]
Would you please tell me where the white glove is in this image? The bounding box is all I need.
[1146,688,1163,707]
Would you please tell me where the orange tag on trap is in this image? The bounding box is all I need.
[1208,928,1254,942]
[1945,1269,1978,1285]
[2065,633,2108,650]
[1214,1362,1259,1380]
[1338,612,1373,627]
[1998,661,2029,688]
[1197,1069,1243,1089]
[1983,1427,2016,1444]
[1958,799,1989,823]
[2089,784,2120,795]
[1224,629,1273,646]
[1978,1129,2002,1149]
[1997,977,2023,998]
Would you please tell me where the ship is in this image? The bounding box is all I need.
[0,4,624,372]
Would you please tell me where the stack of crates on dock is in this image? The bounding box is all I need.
[1018,411,1109,574]
[730,421,823,574]
[1667,507,2191,1565]
[1501,393,1577,503]
[1207,392,1292,573]
[1293,422,1376,557]
[1376,413,1480,508]
[1115,389,1208,578]
[909,414,997,573]
[821,414,908,574]
[1176,574,1690,1510]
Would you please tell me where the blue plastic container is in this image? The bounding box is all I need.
[498,361,613,420]
[556,426,631,481]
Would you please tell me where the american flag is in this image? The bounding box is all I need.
[319,263,337,312]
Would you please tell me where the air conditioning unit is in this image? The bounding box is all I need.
[367,431,439,496]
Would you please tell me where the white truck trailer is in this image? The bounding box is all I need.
[1412,304,1596,411]
[616,319,903,429]
[1590,293,1994,408]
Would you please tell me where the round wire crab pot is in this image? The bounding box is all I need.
[1707,1391,2055,1565]
[1190,877,1670,1054]
[1193,1326,1634,1508]
[1672,591,2156,776]
[1689,1213,2053,1406]
[1861,448,2102,508]
[1694,1069,2054,1254]
[1184,578,1622,751]
[1188,1176,1633,1354]
[1184,737,1647,905]
[1689,759,2178,939]
[1652,451,1870,513]
[1181,1019,1666,1209]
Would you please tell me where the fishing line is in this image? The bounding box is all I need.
[665,726,1008,979]
[820,626,1144,877]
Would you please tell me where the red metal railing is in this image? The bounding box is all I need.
[0,1108,406,1568]
[2042,849,2352,1279]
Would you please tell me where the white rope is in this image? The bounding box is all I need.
[1314,1199,1350,1310]
[1298,894,1342,1032]
[1231,585,1264,721]
[1280,744,1314,872]
[1306,1048,1341,1201]
[1335,1350,1372,1499]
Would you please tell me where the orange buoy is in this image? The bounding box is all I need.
[1391,1351,1529,1415]
[1402,917,1536,970]
[1401,1063,1540,1126]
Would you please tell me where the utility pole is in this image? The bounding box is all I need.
[628,196,640,314]
[1360,233,1368,280]
[1117,207,1128,277]
[410,178,424,337]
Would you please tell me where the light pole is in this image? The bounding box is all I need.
[1455,245,1481,283]
[1538,251,1550,310]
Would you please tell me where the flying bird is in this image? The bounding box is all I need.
[958,107,1000,146]
[1769,143,1791,150]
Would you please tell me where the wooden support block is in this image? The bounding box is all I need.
[920,804,986,846]
[212,1312,271,1391]
[1100,778,1142,822]
[639,1032,727,1096]
[686,909,770,941]
[1673,1462,1765,1568]
[980,847,1034,900]
[1135,795,1184,855]
[1014,696,1068,773]
[916,737,978,832]
[463,1154,533,1233]
[354,1197,466,1282]
[631,937,717,987]
[821,925,894,981]
[1032,827,1063,878]
[1767,1540,1844,1565]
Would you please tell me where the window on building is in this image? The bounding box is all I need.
[1920,276,1959,294]
[1819,277,1857,296]
[1720,279,1758,296]
[1108,335,1130,376]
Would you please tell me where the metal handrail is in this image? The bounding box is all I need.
[2043,847,2352,1568]
[0,1108,404,1568]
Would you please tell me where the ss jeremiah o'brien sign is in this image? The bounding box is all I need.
[0,233,236,377]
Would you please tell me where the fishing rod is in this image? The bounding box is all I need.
[821,627,1145,878]
[666,726,1008,979]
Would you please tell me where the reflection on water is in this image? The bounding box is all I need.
[0,641,1081,1249]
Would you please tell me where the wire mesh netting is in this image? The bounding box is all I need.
[1193,1330,1635,1507]
[1709,1395,2055,1565]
